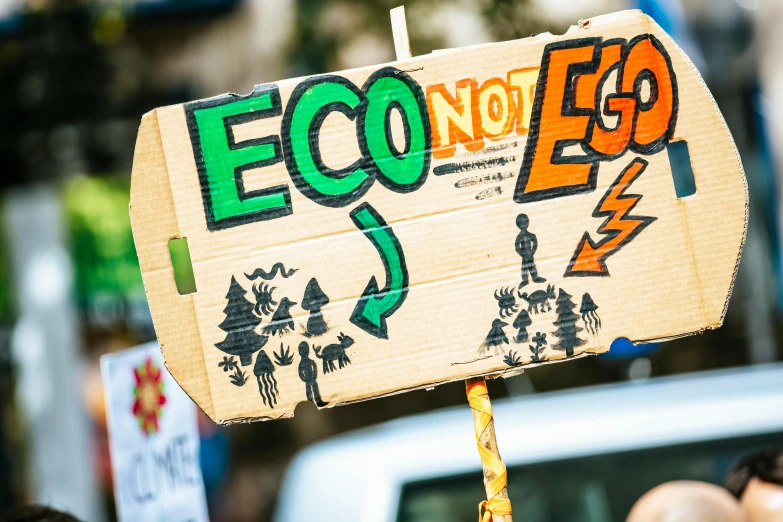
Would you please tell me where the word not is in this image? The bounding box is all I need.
[426,68,539,159]
[515,35,678,203]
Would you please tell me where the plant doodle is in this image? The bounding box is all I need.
[273,344,294,366]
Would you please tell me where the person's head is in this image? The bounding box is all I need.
[626,480,748,522]
[298,341,309,357]
[726,449,783,521]
[516,213,529,230]
[1,504,82,522]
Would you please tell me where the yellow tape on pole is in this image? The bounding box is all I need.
[466,378,513,522]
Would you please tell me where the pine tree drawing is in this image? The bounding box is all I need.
[551,289,585,357]
[216,276,269,366]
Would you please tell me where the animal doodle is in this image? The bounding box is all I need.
[519,284,555,314]
[263,297,297,336]
[580,293,601,335]
[298,342,327,407]
[314,333,355,373]
[254,350,279,407]
[252,283,277,316]
[481,318,509,355]
[494,287,519,318]
[245,263,298,280]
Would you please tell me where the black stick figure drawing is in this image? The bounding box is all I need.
[263,297,297,336]
[580,293,602,335]
[298,342,328,407]
[314,333,354,373]
[253,350,278,407]
[480,318,509,355]
[515,214,546,288]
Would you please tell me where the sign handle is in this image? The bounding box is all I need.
[466,378,514,522]
[389,7,514,521]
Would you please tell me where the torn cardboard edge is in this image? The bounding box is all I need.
[129,10,748,424]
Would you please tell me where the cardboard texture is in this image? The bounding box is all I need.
[130,10,747,423]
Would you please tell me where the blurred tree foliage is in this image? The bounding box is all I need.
[287,0,541,76]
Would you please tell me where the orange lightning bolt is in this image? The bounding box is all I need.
[565,158,657,276]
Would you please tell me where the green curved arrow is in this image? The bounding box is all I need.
[349,203,408,339]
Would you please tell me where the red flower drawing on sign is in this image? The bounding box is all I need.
[131,357,167,436]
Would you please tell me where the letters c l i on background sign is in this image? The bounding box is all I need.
[101,343,209,522]
[129,10,747,424]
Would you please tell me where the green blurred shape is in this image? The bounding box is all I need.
[168,238,197,295]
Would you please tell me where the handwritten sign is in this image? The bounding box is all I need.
[101,343,209,521]
[130,11,747,423]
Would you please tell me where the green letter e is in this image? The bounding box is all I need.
[187,85,292,231]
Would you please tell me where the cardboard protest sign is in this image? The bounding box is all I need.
[101,343,209,522]
[130,10,747,423]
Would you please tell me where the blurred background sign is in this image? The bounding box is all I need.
[101,343,209,522]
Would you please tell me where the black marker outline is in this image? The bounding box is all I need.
[349,201,409,340]
[186,84,291,231]
[564,157,658,277]
[514,34,679,205]
[281,74,374,209]
[359,67,432,195]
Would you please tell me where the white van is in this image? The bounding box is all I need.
[275,364,783,522]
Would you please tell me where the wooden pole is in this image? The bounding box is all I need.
[466,378,513,522]
[388,8,513,520]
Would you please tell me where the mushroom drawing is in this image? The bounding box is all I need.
[301,278,329,336]
[513,309,532,343]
